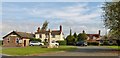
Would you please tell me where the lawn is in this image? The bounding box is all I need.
[0,40,2,46]
[2,46,77,56]
[107,46,120,50]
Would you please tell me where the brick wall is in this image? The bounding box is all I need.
[3,34,21,47]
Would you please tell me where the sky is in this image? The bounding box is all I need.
[1,0,112,2]
[1,2,110,40]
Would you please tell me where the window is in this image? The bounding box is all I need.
[7,38,10,43]
[46,34,48,38]
[44,39,47,42]
[52,34,55,38]
[16,38,19,44]
[39,34,42,38]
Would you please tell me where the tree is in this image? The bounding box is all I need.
[41,21,49,31]
[66,28,75,45]
[66,35,75,45]
[73,32,77,38]
[102,2,120,40]
[73,32,78,43]
[77,33,88,41]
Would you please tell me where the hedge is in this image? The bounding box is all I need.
[30,38,41,42]
[88,42,99,46]
[56,40,66,45]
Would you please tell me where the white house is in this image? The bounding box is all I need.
[35,25,64,42]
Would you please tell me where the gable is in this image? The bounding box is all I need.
[3,31,35,39]
[3,31,21,39]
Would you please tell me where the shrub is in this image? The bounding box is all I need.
[66,35,75,45]
[30,38,41,42]
[43,42,48,45]
[88,42,99,46]
[56,40,66,45]
[103,41,109,46]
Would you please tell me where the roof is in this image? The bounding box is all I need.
[35,30,62,35]
[87,34,100,38]
[3,31,34,39]
[15,31,34,38]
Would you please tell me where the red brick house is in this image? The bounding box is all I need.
[84,30,101,44]
[3,31,34,47]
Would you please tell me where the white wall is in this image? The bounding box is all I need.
[35,33,64,42]
[35,34,39,39]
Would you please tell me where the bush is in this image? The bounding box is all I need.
[88,42,99,46]
[117,40,120,46]
[43,42,48,45]
[103,41,109,46]
[66,35,75,45]
[30,38,41,42]
[56,40,66,45]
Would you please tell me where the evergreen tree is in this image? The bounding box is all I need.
[73,32,78,43]
[77,32,88,41]
[66,28,75,45]
[41,20,49,31]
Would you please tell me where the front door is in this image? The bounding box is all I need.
[24,40,26,47]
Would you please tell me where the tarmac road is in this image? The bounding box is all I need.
[1,46,119,57]
[35,46,119,56]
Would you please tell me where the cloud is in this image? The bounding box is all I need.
[2,2,106,39]
[29,3,101,22]
[2,0,112,2]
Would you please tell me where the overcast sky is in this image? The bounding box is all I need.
[2,0,112,2]
[1,2,110,40]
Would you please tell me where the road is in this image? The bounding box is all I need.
[0,46,119,56]
[34,46,119,56]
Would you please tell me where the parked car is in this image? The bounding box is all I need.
[29,41,44,46]
[76,41,87,46]
[51,41,59,46]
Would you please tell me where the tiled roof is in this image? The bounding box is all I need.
[87,34,100,38]
[35,30,61,35]
[15,31,34,38]
[3,31,34,39]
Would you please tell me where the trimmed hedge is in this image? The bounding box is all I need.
[88,42,99,46]
[103,41,109,45]
[30,38,41,42]
[56,40,66,45]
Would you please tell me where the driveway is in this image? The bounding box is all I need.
[34,46,119,56]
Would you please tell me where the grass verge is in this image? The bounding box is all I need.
[2,46,77,56]
[107,46,120,50]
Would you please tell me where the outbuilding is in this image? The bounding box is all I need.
[3,31,34,47]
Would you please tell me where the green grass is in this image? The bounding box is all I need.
[107,46,120,50]
[0,40,2,46]
[2,46,77,56]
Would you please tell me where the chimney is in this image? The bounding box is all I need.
[37,27,40,32]
[60,25,62,32]
[83,30,85,33]
[98,30,101,35]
